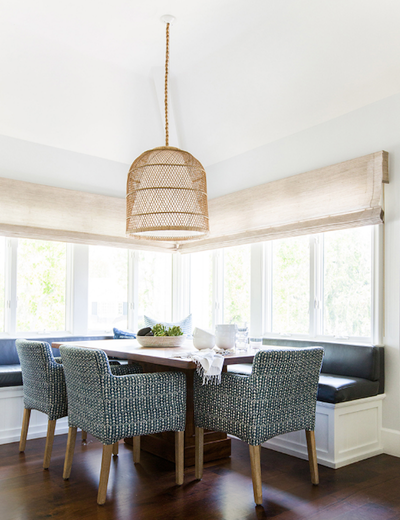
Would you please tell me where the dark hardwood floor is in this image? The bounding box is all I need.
[1,432,400,520]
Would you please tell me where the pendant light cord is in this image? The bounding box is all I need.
[165,22,170,147]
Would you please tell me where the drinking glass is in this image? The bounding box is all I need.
[236,323,249,352]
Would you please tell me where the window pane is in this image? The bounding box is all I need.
[0,238,5,332]
[324,227,371,337]
[17,239,66,332]
[88,246,128,332]
[190,251,213,331]
[138,252,172,327]
[272,236,309,334]
[223,245,251,326]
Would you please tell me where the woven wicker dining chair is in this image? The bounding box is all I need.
[16,339,142,470]
[16,339,71,470]
[59,345,187,505]
[194,347,324,505]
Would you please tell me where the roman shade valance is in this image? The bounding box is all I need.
[0,178,174,252]
[178,150,389,253]
[0,150,388,253]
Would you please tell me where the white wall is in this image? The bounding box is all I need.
[207,93,400,454]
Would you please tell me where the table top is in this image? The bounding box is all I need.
[51,339,256,370]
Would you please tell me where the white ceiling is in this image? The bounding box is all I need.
[0,0,400,194]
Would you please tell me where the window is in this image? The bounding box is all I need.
[190,251,213,331]
[223,245,251,326]
[323,227,371,338]
[0,224,378,343]
[88,246,128,332]
[138,251,172,327]
[263,226,374,341]
[272,235,310,335]
[0,238,5,332]
[16,239,67,332]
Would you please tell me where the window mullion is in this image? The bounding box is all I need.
[5,238,17,335]
[128,251,138,331]
[71,244,89,335]
[65,243,74,333]
[372,225,383,345]
[312,234,324,337]
[212,250,223,329]
[250,243,264,337]
[263,242,272,334]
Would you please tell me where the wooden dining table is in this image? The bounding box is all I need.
[52,338,256,467]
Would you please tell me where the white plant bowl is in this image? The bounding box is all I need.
[136,335,187,348]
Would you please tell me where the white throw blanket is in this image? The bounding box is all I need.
[191,350,224,385]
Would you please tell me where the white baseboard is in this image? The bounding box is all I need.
[381,427,400,458]
[263,394,386,469]
[0,386,68,445]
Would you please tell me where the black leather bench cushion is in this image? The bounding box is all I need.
[0,365,23,387]
[318,373,380,404]
[227,364,380,404]
[262,339,384,393]
[0,335,113,388]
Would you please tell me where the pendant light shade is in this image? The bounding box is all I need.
[126,17,209,241]
[126,146,209,240]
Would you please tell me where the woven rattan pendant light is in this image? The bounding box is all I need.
[126,16,209,241]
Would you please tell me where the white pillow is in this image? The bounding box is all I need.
[144,314,193,337]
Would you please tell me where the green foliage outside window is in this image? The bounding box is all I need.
[0,239,5,332]
[138,251,172,327]
[272,236,310,334]
[324,227,371,337]
[223,245,250,325]
[17,239,66,332]
[88,246,128,332]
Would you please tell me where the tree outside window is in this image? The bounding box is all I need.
[17,239,66,332]
[324,227,371,337]
[272,236,310,335]
[0,238,5,332]
[223,245,251,326]
[88,246,128,332]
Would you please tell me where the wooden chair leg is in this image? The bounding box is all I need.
[132,436,140,464]
[175,431,184,486]
[112,441,119,456]
[249,444,262,505]
[195,426,204,480]
[306,430,319,485]
[81,430,87,442]
[43,419,56,469]
[19,408,31,452]
[63,426,77,480]
[97,444,113,506]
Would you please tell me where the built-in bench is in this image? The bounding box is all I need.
[0,335,113,388]
[228,339,385,469]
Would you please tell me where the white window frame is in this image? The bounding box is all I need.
[260,226,381,345]
[1,238,73,338]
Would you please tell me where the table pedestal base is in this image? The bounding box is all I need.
[124,361,231,467]
[124,432,231,468]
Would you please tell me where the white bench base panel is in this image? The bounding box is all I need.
[0,386,68,445]
[263,394,385,469]
[0,386,385,470]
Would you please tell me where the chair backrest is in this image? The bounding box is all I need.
[59,345,113,437]
[250,347,324,436]
[15,339,67,419]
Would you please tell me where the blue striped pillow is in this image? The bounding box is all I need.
[144,315,193,337]
[113,327,136,339]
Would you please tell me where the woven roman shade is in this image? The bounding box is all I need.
[0,151,388,254]
[0,177,175,252]
[179,151,389,253]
